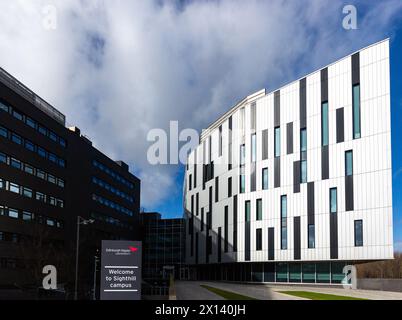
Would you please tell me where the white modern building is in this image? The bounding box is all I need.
[184,39,393,283]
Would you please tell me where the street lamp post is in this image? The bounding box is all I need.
[74,216,94,300]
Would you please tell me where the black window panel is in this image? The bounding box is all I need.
[245,221,250,261]
[321,68,328,102]
[287,122,293,154]
[195,232,199,264]
[307,182,315,225]
[268,227,275,261]
[294,217,301,260]
[274,158,280,188]
[322,145,329,180]
[262,129,268,160]
[354,220,363,247]
[228,177,232,198]
[215,177,219,202]
[256,228,262,251]
[233,195,238,252]
[336,108,345,143]
[274,90,280,127]
[224,206,229,252]
[293,161,300,193]
[218,227,222,263]
[330,213,338,259]
[201,208,204,232]
[345,175,354,211]
[352,52,360,85]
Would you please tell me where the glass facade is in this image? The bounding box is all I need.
[281,195,287,250]
[245,201,250,222]
[251,133,256,162]
[321,102,329,146]
[354,220,363,247]
[262,167,268,190]
[345,150,353,176]
[274,127,280,157]
[330,188,337,213]
[256,199,262,221]
[353,84,361,139]
[308,224,315,248]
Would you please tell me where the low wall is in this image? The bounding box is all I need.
[357,279,402,292]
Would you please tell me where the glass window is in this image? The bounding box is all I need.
[281,195,287,250]
[25,140,35,152]
[262,167,268,190]
[37,147,46,158]
[24,164,34,175]
[47,219,55,227]
[48,175,56,184]
[38,125,47,136]
[274,127,280,157]
[240,144,245,165]
[11,133,22,145]
[8,208,19,219]
[23,187,33,198]
[321,102,329,146]
[0,179,4,189]
[300,160,307,183]
[345,150,353,176]
[49,131,57,142]
[245,201,250,222]
[300,128,307,152]
[22,211,33,221]
[276,263,288,282]
[58,159,65,168]
[37,170,46,180]
[12,110,23,121]
[49,153,57,163]
[289,263,302,283]
[56,199,64,208]
[36,192,46,202]
[10,158,21,170]
[281,195,287,218]
[58,179,65,188]
[256,199,262,221]
[26,117,36,129]
[330,188,337,213]
[0,101,9,112]
[308,224,315,248]
[354,220,363,247]
[251,133,256,162]
[60,138,66,148]
[302,263,316,283]
[0,126,7,138]
[0,152,7,163]
[49,197,56,206]
[256,228,262,251]
[353,84,361,139]
[10,183,20,194]
[240,174,245,194]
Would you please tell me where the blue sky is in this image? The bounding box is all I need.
[0,1,401,249]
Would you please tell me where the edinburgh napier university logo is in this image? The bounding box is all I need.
[100,240,142,300]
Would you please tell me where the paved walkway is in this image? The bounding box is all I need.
[175,281,402,300]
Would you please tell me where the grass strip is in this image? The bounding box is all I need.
[279,291,368,300]
[200,285,258,300]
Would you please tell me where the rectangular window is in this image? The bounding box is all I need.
[24,164,34,175]
[274,127,280,157]
[38,125,47,136]
[322,102,329,146]
[300,128,307,152]
[37,170,46,180]
[354,220,363,247]
[300,160,307,183]
[0,126,7,138]
[262,167,268,190]
[23,187,33,198]
[256,199,262,221]
[240,144,245,165]
[0,101,9,112]
[25,140,35,152]
[0,152,6,163]
[219,125,222,157]
[36,192,46,202]
[37,147,46,158]
[240,175,245,194]
[245,200,250,222]
[10,158,21,170]
[330,188,337,213]
[251,133,256,162]
[26,117,36,129]
[13,110,23,121]
[345,150,353,176]
[22,211,33,221]
[228,177,232,197]
[308,224,315,248]
[256,228,262,251]
[353,84,361,139]
[281,195,287,250]
[11,133,22,145]
[8,208,19,219]
[215,177,219,202]
[10,183,20,194]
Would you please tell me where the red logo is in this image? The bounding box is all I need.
[129,246,138,252]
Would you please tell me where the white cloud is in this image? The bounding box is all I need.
[0,0,400,212]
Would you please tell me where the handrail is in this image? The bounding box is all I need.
[0,67,66,126]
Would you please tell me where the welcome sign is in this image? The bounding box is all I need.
[100,240,142,300]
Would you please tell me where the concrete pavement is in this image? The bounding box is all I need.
[175,281,402,300]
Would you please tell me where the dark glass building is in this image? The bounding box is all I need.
[141,212,185,281]
[0,67,141,297]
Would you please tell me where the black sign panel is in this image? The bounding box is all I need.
[100,240,142,300]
